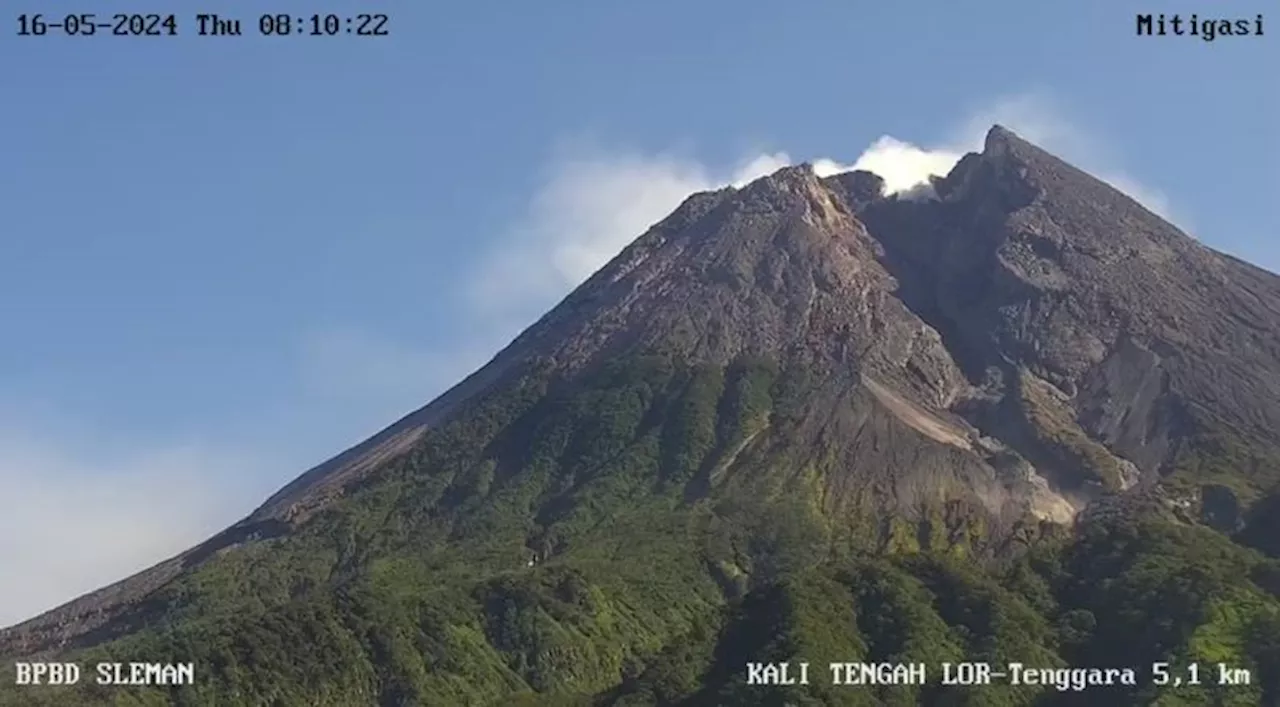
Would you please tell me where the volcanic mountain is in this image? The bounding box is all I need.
[5,126,1280,706]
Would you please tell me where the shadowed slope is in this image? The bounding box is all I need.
[5,127,1280,707]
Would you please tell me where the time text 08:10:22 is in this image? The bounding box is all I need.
[14,13,390,37]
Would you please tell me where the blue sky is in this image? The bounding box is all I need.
[2,0,1275,625]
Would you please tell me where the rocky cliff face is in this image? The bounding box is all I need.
[845,128,1280,504]
[5,127,1280,700]
[242,126,1280,536]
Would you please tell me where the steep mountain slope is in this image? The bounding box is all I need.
[841,128,1280,488]
[5,126,1280,707]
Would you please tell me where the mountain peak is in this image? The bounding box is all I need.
[983,123,1022,152]
[737,162,821,197]
[7,120,1280,707]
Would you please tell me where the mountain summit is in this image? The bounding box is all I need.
[6,127,1280,706]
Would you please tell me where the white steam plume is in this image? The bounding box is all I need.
[470,92,1175,319]
[468,149,792,314]
[841,93,1175,216]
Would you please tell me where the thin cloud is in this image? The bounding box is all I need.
[955,92,1177,221]
[837,92,1176,219]
[0,426,269,627]
[467,148,792,315]
[467,92,1179,320]
[3,93,1179,628]
[0,325,495,629]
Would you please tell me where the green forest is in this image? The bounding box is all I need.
[5,352,1280,706]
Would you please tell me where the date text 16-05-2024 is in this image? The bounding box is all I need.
[15,13,389,37]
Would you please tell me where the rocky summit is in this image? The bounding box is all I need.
[5,126,1280,706]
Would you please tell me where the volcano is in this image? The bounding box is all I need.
[6,126,1280,706]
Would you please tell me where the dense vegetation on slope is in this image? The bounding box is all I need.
[8,127,1280,706]
[5,352,1280,707]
